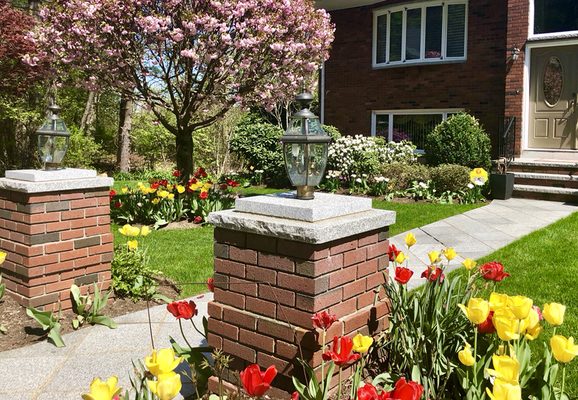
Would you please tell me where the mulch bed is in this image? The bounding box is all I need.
[0,279,180,353]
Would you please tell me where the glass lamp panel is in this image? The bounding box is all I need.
[284,142,307,186]
[38,135,68,164]
[305,143,329,186]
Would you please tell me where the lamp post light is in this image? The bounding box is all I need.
[280,92,331,200]
[36,100,70,170]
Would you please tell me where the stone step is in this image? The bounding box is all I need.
[513,184,578,202]
[507,160,578,175]
[513,172,578,189]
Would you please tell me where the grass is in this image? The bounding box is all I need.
[451,211,578,396]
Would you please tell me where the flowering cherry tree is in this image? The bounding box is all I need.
[31,0,334,177]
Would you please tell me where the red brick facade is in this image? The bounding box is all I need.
[0,188,113,311]
[323,0,515,153]
[207,227,390,397]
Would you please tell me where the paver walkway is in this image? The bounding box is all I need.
[0,198,576,399]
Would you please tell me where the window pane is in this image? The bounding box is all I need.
[447,4,466,57]
[376,15,387,64]
[425,6,442,58]
[534,0,578,34]
[393,114,443,149]
[375,115,389,138]
[389,11,403,62]
[406,8,422,60]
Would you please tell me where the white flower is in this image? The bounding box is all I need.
[467,183,474,189]
[418,182,428,189]
[355,178,362,183]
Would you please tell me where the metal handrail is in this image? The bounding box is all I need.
[498,116,516,172]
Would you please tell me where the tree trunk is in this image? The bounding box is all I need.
[80,90,97,135]
[116,97,133,173]
[175,129,193,179]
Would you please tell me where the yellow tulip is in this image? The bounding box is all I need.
[458,343,475,367]
[203,182,212,190]
[176,185,185,194]
[395,251,406,264]
[352,333,373,353]
[81,376,121,400]
[443,247,457,261]
[127,240,138,251]
[462,258,476,270]
[166,184,174,191]
[189,182,201,191]
[507,296,533,320]
[487,354,520,384]
[458,298,490,324]
[525,324,542,341]
[158,190,169,198]
[404,233,416,248]
[140,226,151,237]
[0,251,6,264]
[489,292,510,312]
[167,193,175,200]
[121,187,129,194]
[119,224,140,237]
[550,335,578,363]
[152,198,160,205]
[486,379,522,400]
[493,312,520,341]
[145,348,182,377]
[428,251,440,264]
[543,303,566,326]
[147,372,182,400]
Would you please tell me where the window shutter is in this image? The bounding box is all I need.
[446,4,466,58]
[376,14,387,64]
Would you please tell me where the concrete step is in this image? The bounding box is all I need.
[513,184,578,202]
[508,160,578,175]
[513,172,578,189]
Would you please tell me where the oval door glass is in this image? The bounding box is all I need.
[543,57,563,107]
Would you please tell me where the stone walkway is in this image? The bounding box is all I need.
[0,198,576,399]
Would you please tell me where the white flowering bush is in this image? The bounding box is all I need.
[327,135,416,182]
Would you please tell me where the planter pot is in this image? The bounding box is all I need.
[490,172,515,200]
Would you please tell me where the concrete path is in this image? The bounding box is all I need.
[388,198,578,289]
[0,293,212,400]
[0,198,576,399]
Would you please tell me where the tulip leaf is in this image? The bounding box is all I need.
[91,315,118,329]
[47,322,65,347]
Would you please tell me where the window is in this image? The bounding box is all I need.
[373,1,468,67]
[372,110,461,150]
[534,0,578,35]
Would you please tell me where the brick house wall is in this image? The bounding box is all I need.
[323,0,510,152]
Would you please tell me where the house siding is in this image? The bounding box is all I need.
[323,0,511,152]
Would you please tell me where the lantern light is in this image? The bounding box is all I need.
[36,100,70,170]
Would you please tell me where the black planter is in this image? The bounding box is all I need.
[490,172,515,200]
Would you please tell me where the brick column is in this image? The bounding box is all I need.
[207,193,395,397]
[0,169,114,311]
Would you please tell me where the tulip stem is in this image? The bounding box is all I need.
[147,299,155,349]
[473,327,478,387]
[561,365,566,398]
[190,319,205,339]
[338,368,343,400]
[321,329,326,389]
[179,319,194,349]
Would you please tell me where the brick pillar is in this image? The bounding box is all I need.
[206,193,395,397]
[0,169,114,311]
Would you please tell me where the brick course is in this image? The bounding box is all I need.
[0,187,113,311]
[208,227,390,396]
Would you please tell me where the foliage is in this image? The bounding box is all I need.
[33,0,334,176]
[70,283,117,330]
[111,229,161,301]
[62,126,102,169]
[328,136,417,183]
[381,163,431,192]
[430,164,471,193]
[425,112,492,170]
[405,180,438,201]
[26,307,65,347]
[131,111,176,170]
[322,124,342,142]
[111,168,237,226]
[229,115,288,187]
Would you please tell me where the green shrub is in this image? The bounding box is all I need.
[322,124,341,142]
[111,243,160,301]
[381,163,431,191]
[63,127,102,169]
[430,164,471,193]
[424,112,491,170]
[229,114,288,187]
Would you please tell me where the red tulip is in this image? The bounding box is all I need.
[207,277,214,292]
[194,167,208,178]
[311,310,337,330]
[395,267,413,284]
[172,169,181,177]
[114,201,122,208]
[109,189,116,200]
[199,191,209,200]
[167,300,198,319]
[193,216,203,224]
[240,364,277,397]
[480,261,510,282]
[421,266,444,283]
[387,244,401,262]
[322,336,361,366]
[381,377,424,400]
[477,310,496,334]
[358,383,380,400]
[291,391,299,400]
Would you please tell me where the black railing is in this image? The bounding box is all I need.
[497,116,516,173]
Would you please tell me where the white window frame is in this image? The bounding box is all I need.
[371,109,463,151]
[372,0,468,68]
[529,0,578,40]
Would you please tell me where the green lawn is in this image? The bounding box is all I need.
[448,211,578,396]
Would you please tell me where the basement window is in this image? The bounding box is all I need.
[373,1,468,68]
